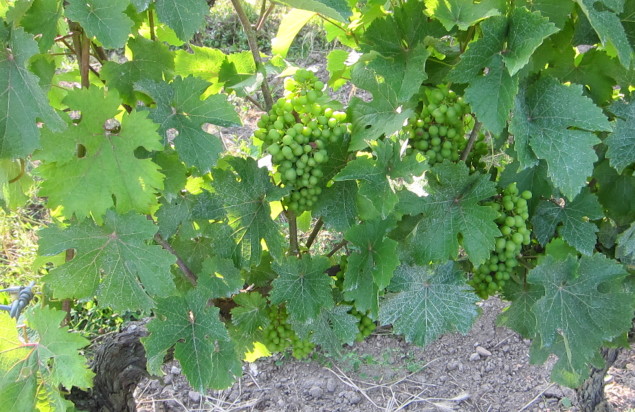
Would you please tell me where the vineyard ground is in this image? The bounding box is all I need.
[134,298,635,412]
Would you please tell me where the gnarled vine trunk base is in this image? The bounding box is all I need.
[575,347,620,412]
[67,322,149,412]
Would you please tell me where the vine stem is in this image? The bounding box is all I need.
[148,8,156,41]
[8,159,25,183]
[326,240,347,257]
[153,233,197,286]
[286,210,300,256]
[460,120,481,162]
[256,2,275,32]
[230,0,274,111]
[305,218,324,250]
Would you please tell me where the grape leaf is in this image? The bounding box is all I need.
[136,76,241,173]
[275,0,352,22]
[448,15,508,83]
[510,76,611,200]
[270,255,334,322]
[517,0,574,28]
[230,292,269,342]
[290,305,358,354]
[19,0,63,52]
[156,195,192,238]
[272,9,316,58]
[379,263,479,346]
[313,180,358,232]
[326,49,351,90]
[616,222,635,265]
[0,308,94,412]
[345,218,399,290]
[576,0,632,68]
[36,87,165,220]
[463,54,519,135]
[425,0,501,31]
[143,288,233,391]
[0,158,33,210]
[532,189,603,255]
[503,7,559,76]
[498,281,544,339]
[528,255,633,386]
[606,100,635,173]
[39,210,176,312]
[65,0,133,49]
[348,63,415,151]
[397,162,500,266]
[209,339,243,390]
[101,36,174,104]
[361,0,435,100]
[210,157,286,266]
[335,139,425,220]
[0,23,63,158]
[155,0,208,41]
[198,256,243,299]
[174,45,226,84]
[594,159,635,226]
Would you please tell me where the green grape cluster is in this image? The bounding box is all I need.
[262,304,314,359]
[350,308,376,342]
[254,69,348,213]
[402,85,474,165]
[471,183,532,298]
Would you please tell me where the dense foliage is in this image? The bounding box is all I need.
[1,0,635,408]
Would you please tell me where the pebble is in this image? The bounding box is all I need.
[326,378,337,393]
[344,391,362,405]
[308,386,323,398]
[446,360,460,371]
[502,344,510,353]
[164,374,173,384]
[469,352,481,362]
[476,346,492,357]
[170,365,181,375]
[188,390,201,403]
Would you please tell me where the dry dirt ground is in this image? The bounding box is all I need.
[134,298,635,412]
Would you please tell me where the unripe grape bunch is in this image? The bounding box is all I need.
[254,69,349,213]
[261,304,314,359]
[402,85,486,166]
[470,183,532,298]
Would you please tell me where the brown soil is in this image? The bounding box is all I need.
[134,298,635,412]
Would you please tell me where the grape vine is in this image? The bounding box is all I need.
[1,1,634,410]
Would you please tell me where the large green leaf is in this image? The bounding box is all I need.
[528,255,633,386]
[463,54,518,135]
[155,0,209,41]
[313,180,358,231]
[594,159,635,226]
[0,23,63,158]
[606,99,635,173]
[270,254,334,322]
[101,36,174,104]
[143,289,235,391]
[497,281,544,339]
[275,0,351,22]
[379,263,479,346]
[0,308,94,412]
[36,87,165,220]
[272,9,316,58]
[575,0,633,68]
[425,0,501,31]
[39,211,176,312]
[616,222,635,265]
[198,256,243,299]
[510,76,611,200]
[398,162,500,266]
[210,157,286,266]
[345,218,398,291]
[230,292,269,343]
[19,0,64,52]
[136,76,241,173]
[532,189,603,255]
[335,139,425,220]
[291,305,358,354]
[503,7,559,76]
[65,0,133,49]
